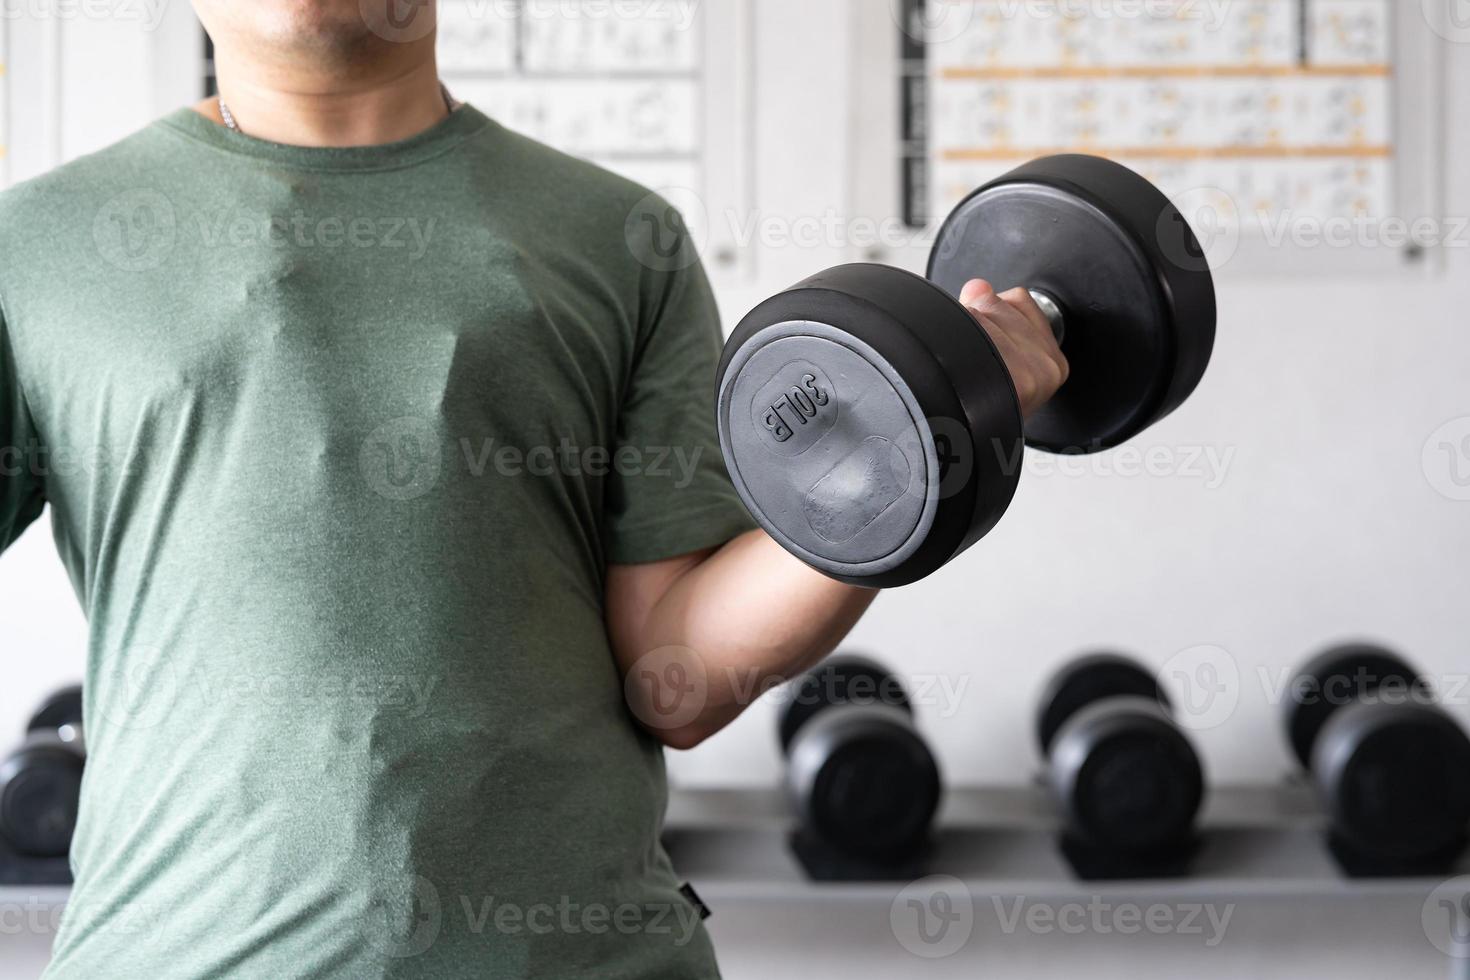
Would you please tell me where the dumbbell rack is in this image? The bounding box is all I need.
[663,784,1470,978]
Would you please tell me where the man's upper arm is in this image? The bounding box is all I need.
[604,548,715,673]
[600,211,753,567]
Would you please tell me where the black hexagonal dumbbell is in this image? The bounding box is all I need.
[1037,654,1205,878]
[717,154,1216,587]
[1283,643,1470,875]
[0,685,85,860]
[778,655,942,876]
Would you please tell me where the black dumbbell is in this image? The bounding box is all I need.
[0,686,85,858]
[779,655,941,862]
[717,155,1216,587]
[1037,654,1204,859]
[1284,643,1470,871]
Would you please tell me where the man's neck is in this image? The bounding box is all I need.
[194,53,449,148]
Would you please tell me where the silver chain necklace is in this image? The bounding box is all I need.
[219,83,458,136]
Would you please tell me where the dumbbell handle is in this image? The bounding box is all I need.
[1027,288,1067,346]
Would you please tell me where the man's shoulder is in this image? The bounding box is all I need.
[480,120,649,199]
[471,119,684,237]
[0,117,178,260]
[1,118,175,210]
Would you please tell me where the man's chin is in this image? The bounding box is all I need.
[243,1,408,61]
[270,7,381,58]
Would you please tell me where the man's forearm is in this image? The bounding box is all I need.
[613,529,877,749]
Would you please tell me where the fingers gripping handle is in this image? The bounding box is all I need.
[1027,288,1066,347]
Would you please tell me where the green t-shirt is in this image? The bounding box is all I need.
[0,104,753,978]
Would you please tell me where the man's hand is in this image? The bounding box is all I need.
[959,278,1069,418]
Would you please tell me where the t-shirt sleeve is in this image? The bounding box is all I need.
[603,241,756,565]
[0,307,45,556]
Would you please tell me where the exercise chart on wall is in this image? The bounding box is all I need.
[437,0,704,197]
[902,0,1398,260]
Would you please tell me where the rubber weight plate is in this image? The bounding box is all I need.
[929,154,1217,454]
[795,709,942,859]
[778,654,912,755]
[1283,644,1428,770]
[1061,700,1204,852]
[1037,653,1167,756]
[718,264,1024,588]
[28,686,83,734]
[1314,702,1470,862]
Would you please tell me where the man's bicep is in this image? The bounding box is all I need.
[605,549,715,672]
